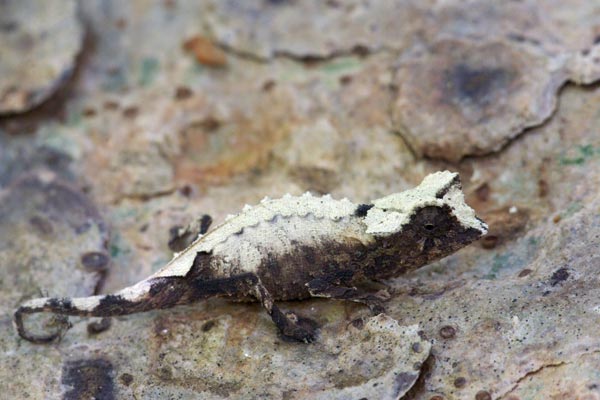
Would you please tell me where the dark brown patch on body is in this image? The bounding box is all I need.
[94,278,193,315]
[257,239,369,301]
[365,205,482,279]
[47,298,76,313]
[62,359,115,400]
[257,204,482,298]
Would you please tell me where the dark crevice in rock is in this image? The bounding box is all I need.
[216,39,396,65]
[502,361,567,397]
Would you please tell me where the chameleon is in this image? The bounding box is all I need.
[14,171,487,343]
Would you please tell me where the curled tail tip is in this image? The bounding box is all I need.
[13,298,72,344]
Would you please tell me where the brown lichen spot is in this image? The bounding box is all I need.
[197,116,221,132]
[29,215,54,235]
[122,106,139,118]
[62,359,115,400]
[475,390,492,400]
[103,100,119,110]
[174,86,193,100]
[553,214,562,223]
[81,252,110,271]
[201,320,217,332]
[262,80,276,92]
[538,178,549,197]
[83,107,97,117]
[439,325,456,339]
[518,268,532,278]
[182,35,227,67]
[119,373,133,386]
[453,376,467,388]
[479,207,529,249]
[475,183,490,202]
[350,317,364,329]
[87,317,112,335]
[178,184,193,197]
[339,75,353,85]
[481,235,498,249]
[115,17,127,30]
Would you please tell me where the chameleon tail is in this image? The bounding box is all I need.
[14,279,161,343]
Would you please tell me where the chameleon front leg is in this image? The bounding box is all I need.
[240,274,317,343]
[307,278,391,314]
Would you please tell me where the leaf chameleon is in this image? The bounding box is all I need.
[15,171,487,343]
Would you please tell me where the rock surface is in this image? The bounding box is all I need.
[0,0,82,115]
[1,1,600,399]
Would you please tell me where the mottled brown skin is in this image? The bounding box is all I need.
[15,203,481,343]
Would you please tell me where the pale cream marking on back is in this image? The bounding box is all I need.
[364,171,488,235]
[153,194,357,278]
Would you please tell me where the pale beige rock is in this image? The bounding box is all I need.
[392,39,565,161]
[389,0,600,161]
[0,0,82,114]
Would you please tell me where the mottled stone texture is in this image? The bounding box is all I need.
[0,0,82,114]
[1,1,600,399]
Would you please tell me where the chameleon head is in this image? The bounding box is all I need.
[363,171,487,257]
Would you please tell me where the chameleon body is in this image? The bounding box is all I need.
[14,171,487,343]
